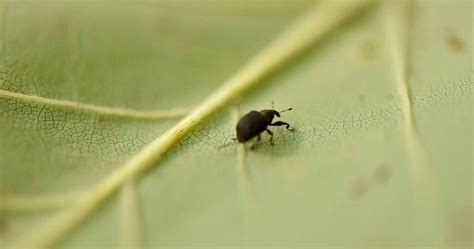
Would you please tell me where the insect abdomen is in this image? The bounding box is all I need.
[236,111,267,142]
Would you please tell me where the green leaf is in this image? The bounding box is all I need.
[0,0,472,248]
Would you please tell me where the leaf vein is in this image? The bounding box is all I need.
[0,89,190,121]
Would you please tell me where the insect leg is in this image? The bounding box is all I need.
[265,128,274,145]
[269,121,294,131]
[250,134,264,150]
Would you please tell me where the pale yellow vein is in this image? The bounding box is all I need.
[119,179,144,249]
[66,17,82,101]
[234,107,257,243]
[385,0,442,240]
[233,108,251,190]
[11,1,375,248]
[237,143,252,201]
[0,89,190,120]
[233,108,253,200]
[233,108,254,197]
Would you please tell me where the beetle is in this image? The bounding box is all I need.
[235,107,294,144]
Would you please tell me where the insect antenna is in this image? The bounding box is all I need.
[279,107,293,113]
[217,138,239,150]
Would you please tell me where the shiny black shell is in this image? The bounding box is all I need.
[235,111,269,143]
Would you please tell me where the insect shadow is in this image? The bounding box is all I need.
[247,125,301,157]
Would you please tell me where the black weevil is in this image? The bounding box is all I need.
[235,107,294,144]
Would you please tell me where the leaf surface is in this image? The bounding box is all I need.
[0,0,472,247]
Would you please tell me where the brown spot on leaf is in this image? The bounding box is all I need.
[445,206,473,246]
[347,178,370,200]
[373,163,393,185]
[445,29,466,53]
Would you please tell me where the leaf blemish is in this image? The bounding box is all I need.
[445,30,466,53]
[347,177,370,200]
[373,163,393,185]
[445,206,473,246]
